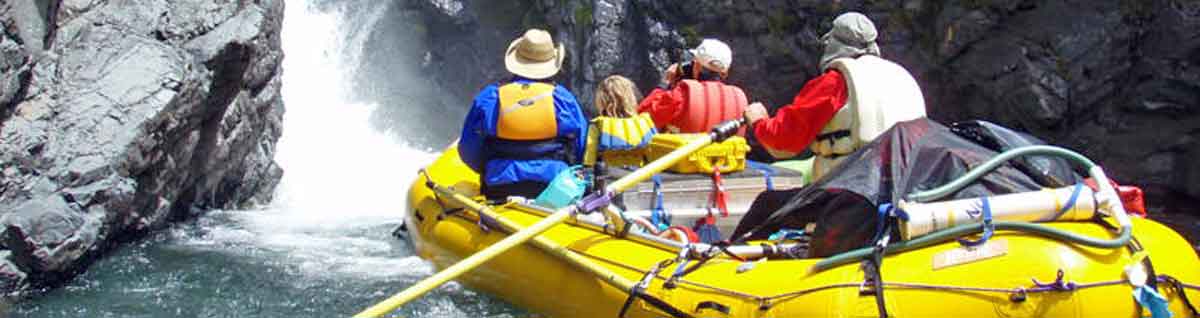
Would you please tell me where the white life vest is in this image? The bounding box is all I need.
[809,55,927,180]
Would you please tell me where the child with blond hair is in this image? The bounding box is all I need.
[583,75,658,168]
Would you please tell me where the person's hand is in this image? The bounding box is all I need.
[662,63,681,86]
[744,102,769,124]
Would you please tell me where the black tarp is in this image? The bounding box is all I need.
[731,118,1083,257]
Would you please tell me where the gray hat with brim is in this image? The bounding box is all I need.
[819,12,881,71]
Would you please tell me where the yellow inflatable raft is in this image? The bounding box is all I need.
[399,146,1200,318]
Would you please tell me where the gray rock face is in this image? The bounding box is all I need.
[403,0,1200,214]
[0,0,283,294]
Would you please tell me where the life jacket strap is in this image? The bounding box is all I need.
[501,90,555,115]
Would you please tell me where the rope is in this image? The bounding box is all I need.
[865,246,889,317]
[420,169,452,220]
[668,243,747,290]
[865,211,894,317]
[1179,280,1200,291]
[762,279,1130,304]
[564,245,764,300]
[434,202,1200,313]
[619,260,670,318]
[562,238,1200,313]
[1160,275,1200,316]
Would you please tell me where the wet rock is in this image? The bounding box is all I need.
[0,2,33,125]
[402,0,1200,214]
[0,0,284,294]
[415,0,474,28]
[3,195,102,278]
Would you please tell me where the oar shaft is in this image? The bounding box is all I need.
[607,134,713,194]
[432,186,640,294]
[607,118,742,194]
[356,119,743,317]
[354,209,572,318]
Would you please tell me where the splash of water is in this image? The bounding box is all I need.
[225,0,437,278]
[10,1,528,317]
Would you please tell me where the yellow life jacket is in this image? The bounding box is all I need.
[497,82,558,140]
[583,113,657,167]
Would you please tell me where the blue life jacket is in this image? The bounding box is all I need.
[458,79,588,188]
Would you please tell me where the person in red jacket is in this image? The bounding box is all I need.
[735,13,927,250]
[638,39,749,135]
[744,12,926,181]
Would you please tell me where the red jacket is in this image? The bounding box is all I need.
[638,80,747,135]
[752,70,849,154]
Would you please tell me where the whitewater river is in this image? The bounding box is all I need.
[10,0,525,317]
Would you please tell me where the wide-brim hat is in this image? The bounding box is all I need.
[505,29,565,80]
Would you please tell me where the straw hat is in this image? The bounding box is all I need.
[505,29,565,79]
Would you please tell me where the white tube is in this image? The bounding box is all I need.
[1088,166,1132,229]
[898,185,1096,240]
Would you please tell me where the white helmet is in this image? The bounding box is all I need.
[691,38,733,73]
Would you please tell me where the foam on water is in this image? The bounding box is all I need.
[10,1,526,316]
[174,0,441,280]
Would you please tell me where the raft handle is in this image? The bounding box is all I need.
[695,301,731,315]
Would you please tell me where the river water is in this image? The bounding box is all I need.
[9,0,525,317]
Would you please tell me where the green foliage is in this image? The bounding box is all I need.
[574,2,593,29]
[681,25,700,47]
[476,0,551,32]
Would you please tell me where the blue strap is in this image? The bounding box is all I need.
[958,197,994,247]
[1059,183,1083,215]
[747,161,775,191]
[767,229,806,241]
[651,175,669,231]
[875,204,892,243]
[874,203,910,243]
[1134,285,1174,318]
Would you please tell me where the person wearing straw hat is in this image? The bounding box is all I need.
[743,12,926,181]
[638,38,750,136]
[458,29,589,201]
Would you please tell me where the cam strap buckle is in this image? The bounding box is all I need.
[709,169,728,217]
[501,91,554,115]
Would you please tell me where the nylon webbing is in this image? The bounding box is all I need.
[747,161,775,190]
[651,175,668,231]
[957,197,994,247]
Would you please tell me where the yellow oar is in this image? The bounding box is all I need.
[421,183,693,317]
[353,119,743,318]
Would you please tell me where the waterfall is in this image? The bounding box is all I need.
[10,1,525,317]
[205,0,438,278]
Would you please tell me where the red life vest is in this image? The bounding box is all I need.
[672,79,748,136]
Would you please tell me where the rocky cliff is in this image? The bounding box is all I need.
[400,0,1200,215]
[0,0,284,295]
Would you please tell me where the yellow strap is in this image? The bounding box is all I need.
[583,121,601,166]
